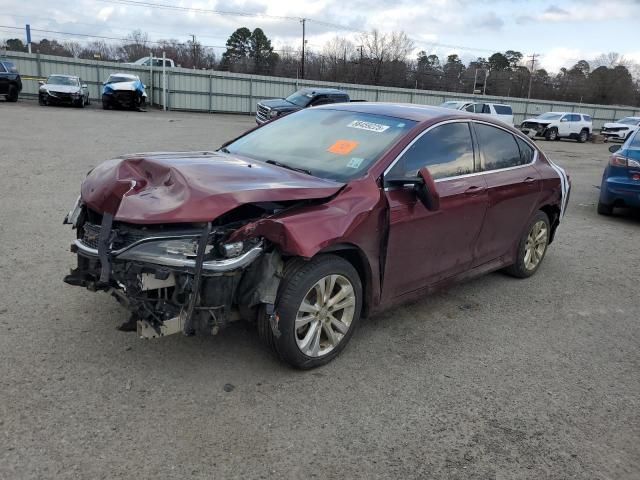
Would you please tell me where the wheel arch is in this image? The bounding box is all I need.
[317,243,373,318]
[539,204,561,244]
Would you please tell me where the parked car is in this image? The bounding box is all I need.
[597,130,640,215]
[520,112,592,142]
[256,88,351,124]
[600,116,640,142]
[63,103,569,369]
[0,59,22,102]
[124,56,175,68]
[439,101,514,125]
[38,74,89,107]
[101,73,147,110]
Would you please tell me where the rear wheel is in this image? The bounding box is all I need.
[6,84,18,102]
[597,201,613,216]
[504,211,550,278]
[102,98,111,110]
[578,129,589,143]
[545,128,558,141]
[259,255,362,369]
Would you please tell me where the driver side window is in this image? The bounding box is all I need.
[388,122,475,180]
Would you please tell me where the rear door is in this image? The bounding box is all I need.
[383,121,488,299]
[471,122,542,266]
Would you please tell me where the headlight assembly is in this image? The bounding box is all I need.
[117,238,204,266]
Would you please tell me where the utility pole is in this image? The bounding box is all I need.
[527,53,538,100]
[190,34,197,69]
[300,18,306,79]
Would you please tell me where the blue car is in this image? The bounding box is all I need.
[598,129,640,215]
[101,73,147,110]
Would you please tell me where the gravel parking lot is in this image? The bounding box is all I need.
[1,100,639,479]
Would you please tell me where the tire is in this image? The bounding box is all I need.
[260,254,363,369]
[578,129,589,143]
[102,99,110,110]
[504,211,551,279]
[545,128,558,141]
[597,201,613,216]
[75,98,84,108]
[38,95,47,106]
[6,84,18,102]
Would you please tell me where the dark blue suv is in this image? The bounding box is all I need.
[598,129,640,215]
[0,60,22,102]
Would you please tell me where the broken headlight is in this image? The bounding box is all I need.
[117,238,205,266]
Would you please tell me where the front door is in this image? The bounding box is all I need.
[0,63,8,95]
[382,121,488,300]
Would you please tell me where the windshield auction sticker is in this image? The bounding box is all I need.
[347,120,390,133]
[328,140,359,155]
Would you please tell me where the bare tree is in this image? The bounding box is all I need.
[322,36,355,81]
[360,29,413,85]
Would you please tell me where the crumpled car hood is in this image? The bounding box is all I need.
[603,122,633,129]
[81,151,344,224]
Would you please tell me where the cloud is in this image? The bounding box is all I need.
[477,12,504,30]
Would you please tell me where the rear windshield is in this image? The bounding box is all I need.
[224,109,416,182]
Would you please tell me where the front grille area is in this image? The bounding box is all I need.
[114,91,136,106]
[50,91,73,102]
[80,222,152,251]
[602,127,624,132]
[522,121,542,129]
[256,103,270,122]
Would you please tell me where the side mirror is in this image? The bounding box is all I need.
[385,167,440,211]
[38,80,44,85]
[82,84,88,88]
[609,144,621,153]
[560,118,568,122]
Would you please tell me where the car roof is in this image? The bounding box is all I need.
[315,102,475,122]
[299,87,346,95]
[49,74,79,79]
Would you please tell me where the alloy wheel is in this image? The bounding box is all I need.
[524,220,548,270]
[295,274,356,357]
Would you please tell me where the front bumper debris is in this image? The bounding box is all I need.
[64,204,276,339]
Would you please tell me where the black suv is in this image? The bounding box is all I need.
[256,88,351,124]
[0,60,22,102]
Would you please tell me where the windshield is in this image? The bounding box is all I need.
[285,91,313,107]
[47,76,78,86]
[106,75,135,84]
[224,109,417,182]
[537,113,563,120]
[618,117,640,125]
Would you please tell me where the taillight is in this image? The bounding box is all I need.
[610,154,628,167]
[610,154,640,168]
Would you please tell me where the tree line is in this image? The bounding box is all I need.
[3,28,639,107]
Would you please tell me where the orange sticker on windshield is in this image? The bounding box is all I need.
[328,140,359,155]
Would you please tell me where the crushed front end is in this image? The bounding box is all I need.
[519,121,549,138]
[63,199,278,338]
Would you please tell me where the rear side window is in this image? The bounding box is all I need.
[0,63,6,73]
[494,105,513,115]
[390,122,475,179]
[516,137,535,164]
[582,115,592,122]
[475,123,523,171]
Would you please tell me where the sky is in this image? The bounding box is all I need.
[0,0,638,73]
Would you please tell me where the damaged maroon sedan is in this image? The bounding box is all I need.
[64,103,569,368]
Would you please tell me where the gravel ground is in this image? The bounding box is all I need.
[1,99,639,480]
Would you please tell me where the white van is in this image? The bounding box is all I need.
[439,101,514,126]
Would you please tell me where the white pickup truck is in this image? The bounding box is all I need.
[440,101,514,126]
[520,112,592,142]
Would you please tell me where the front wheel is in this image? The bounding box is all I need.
[545,128,558,141]
[504,211,551,278]
[597,202,613,216]
[260,255,363,369]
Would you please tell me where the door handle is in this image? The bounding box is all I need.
[464,185,484,194]
[524,176,536,183]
